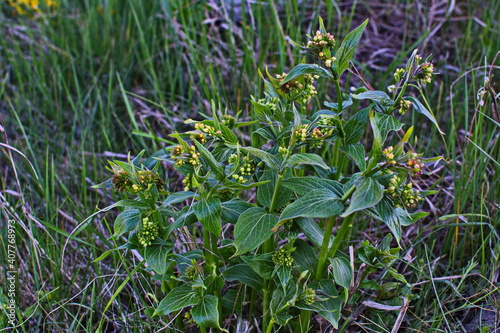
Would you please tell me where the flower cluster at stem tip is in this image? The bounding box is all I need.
[112,170,164,193]
[276,73,318,103]
[386,175,423,208]
[171,144,201,167]
[138,217,160,247]
[272,248,294,266]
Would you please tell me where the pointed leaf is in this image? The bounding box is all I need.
[154,285,200,316]
[341,177,384,217]
[283,177,343,197]
[193,198,222,236]
[330,256,352,291]
[343,107,370,145]
[233,207,278,256]
[192,139,225,180]
[351,90,394,106]
[287,153,329,169]
[257,169,292,209]
[278,190,344,225]
[192,295,222,329]
[144,241,173,275]
[221,198,253,224]
[341,144,366,171]
[280,64,334,86]
[113,209,141,238]
[332,19,369,75]
[404,96,444,134]
[221,264,264,290]
[373,112,403,141]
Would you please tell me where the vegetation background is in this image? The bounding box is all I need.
[0,0,499,331]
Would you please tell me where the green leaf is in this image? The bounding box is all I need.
[200,120,238,144]
[366,110,383,171]
[154,285,200,316]
[292,239,318,273]
[115,199,150,209]
[193,198,222,236]
[233,207,278,256]
[192,295,222,329]
[113,208,141,238]
[341,144,366,171]
[343,107,370,145]
[308,280,342,328]
[282,177,343,197]
[287,153,329,169]
[144,241,173,275]
[270,282,298,316]
[241,253,274,279]
[241,147,278,169]
[278,190,344,225]
[221,198,253,224]
[251,98,274,122]
[192,140,225,181]
[221,289,244,315]
[341,177,384,217]
[404,96,444,134]
[373,112,403,141]
[274,265,292,291]
[221,264,264,290]
[280,64,334,86]
[330,256,352,291]
[204,275,224,295]
[324,95,353,111]
[163,191,197,206]
[365,198,424,242]
[296,217,332,248]
[257,169,292,209]
[332,19,369,75]
[351,90,394,106]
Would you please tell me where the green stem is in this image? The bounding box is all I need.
[262,281,271,332]
[334,78,343,115]
[298,310,311,333]
[328,213,356,259]
[203,228,214,267]
[265,319,275,333]
[268,172,284,214]
[315,216,337,281]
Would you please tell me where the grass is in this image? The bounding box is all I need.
[0,0,499,331]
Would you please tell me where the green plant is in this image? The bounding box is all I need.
[93,18,442,332]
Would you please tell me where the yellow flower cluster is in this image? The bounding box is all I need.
[8,0,58,15]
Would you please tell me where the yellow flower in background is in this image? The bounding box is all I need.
[8,0,58,15]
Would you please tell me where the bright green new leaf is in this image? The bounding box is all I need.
[332,19,369,75]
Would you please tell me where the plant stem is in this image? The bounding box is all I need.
[268,172,284,214]
[298,310,311,333]
[328,213,356,259]
[203,228,213,267]
[315,216,337,281]
[262,171,284,331]
[265,319,275,333]
[334,78,343,115]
